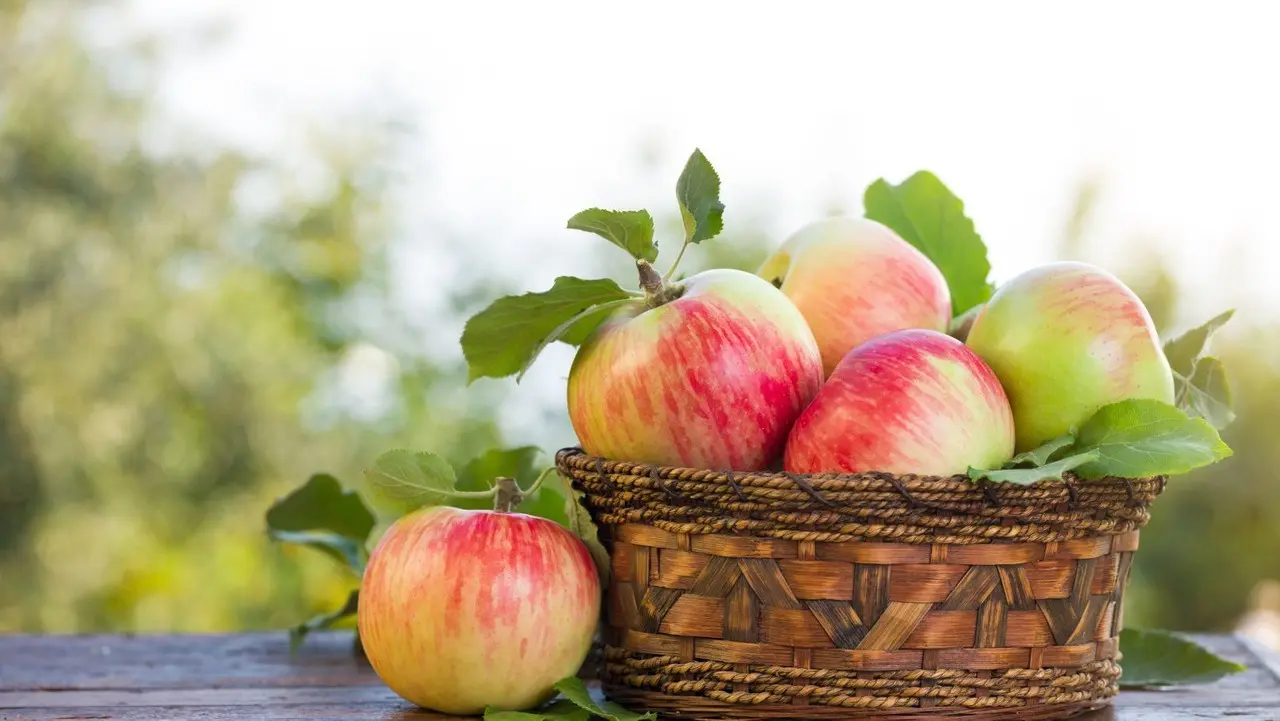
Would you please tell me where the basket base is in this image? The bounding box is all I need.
[604,686,1111,720]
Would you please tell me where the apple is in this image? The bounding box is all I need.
[756,216,952,377]
[358,506,601,715]
[965,261,1175,452]
[784,329,1015,476]
[568,263,824,472]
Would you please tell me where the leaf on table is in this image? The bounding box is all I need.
[969,450,1099,486]
[289,589,359,653]
[562,473,611,589]
[675,148,724,244]
[363,449,458,513]
[1118,627,1246,688]
[461,276,635,383]
[1071,399,1233,480]
[1006,433,1077,467]
[553,677,656,721]
[567,208,657,263]
[266,474,376,573]
[863,170,994,316]
[485,700,591,721]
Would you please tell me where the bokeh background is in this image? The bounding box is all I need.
[2,0,1278,648]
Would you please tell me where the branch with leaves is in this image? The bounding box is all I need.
[461,149,723,385]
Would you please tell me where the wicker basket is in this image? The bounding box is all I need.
[556,447,1166,720]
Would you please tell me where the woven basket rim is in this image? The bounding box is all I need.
[556,445,1163,491]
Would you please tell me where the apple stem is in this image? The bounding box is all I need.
[637,259,684,308]
[637,259,665,297]
[493,477,524,513]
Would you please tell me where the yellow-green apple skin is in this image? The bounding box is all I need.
[757,217,952,377]
[965,261,1175,453]
[784,329,1015,476]
[568,268,824,472]
[357,506,601,715]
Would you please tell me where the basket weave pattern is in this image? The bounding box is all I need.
[556,448,1166,720]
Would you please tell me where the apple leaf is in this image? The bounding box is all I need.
[1182,356,1236,429]
[567,208,658,263]
[288,589,359,653]
[675,148,724,244]
[554,677,656,721]
[1071,399,1232,480]
[485,700,591,721]
[1163,310,1236,429]
[563,473,611,588]
[266,474,376,573]
[969,450,1099,486]
[863,171,993,316]
[363,449,458,513]
[515,297,635,382]
[1117,628,1246,688]
[461,276,634,383]
[1163,309,1235,376]
[1006,433,1077,468]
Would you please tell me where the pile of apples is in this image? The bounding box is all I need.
[568,216,1174,476]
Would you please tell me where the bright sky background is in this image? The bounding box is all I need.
[126,0,1279,440]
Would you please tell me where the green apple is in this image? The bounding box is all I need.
[965,261,1174,452]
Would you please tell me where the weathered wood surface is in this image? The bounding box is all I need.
[0,632,1277,720]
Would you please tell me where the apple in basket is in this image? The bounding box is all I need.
[358,505,601,715]
[785,328,1016,476]
[965,261,1175,452]
[568,262,824,472]
[756,216,952,377]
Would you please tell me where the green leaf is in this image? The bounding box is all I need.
[969,450,1099,486]
[554,677,655,721]
[863,171,993,315]
[461,276,634,383]
[289,589,359,653]
[1007,434,1077,467]
[484,700,591,721]
[363,449,458,513]
[266,474,376,572]
[1182,356,1235,429]
[562,473,611,588]
[1072,399,1233,480]
[268,530,367,574]
[515,298,635,382]
[675,148,724,244]
[1163,309,1235,377]
[567,208,657,263]
[1163,310,1236,429]
[1118,628,1246,688]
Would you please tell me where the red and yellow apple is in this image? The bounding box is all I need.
[784,329,1015,476]
[358,507,600,715]
[757,217,952,377]
[965,261,1175,452]
[568,265,824,471]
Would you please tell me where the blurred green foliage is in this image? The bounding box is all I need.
[0,0,1275,636]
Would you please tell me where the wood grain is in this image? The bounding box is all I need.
[0,632,1275,720]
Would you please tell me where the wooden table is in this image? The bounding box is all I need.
[1,633,1277,720]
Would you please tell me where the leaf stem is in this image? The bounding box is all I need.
[663,241,690,282]
[519,467,557,498]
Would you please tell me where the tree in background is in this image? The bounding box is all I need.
[0,0,507,632]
